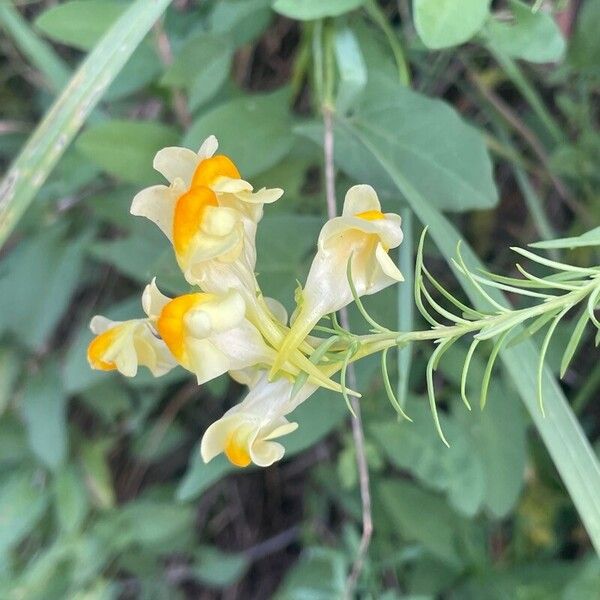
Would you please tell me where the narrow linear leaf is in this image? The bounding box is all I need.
[460,338,478,411]
[426,340,452,447]
[507,308,561,348]
[560,309,591,378]
[538,308,570,416]
[480,330,510,410]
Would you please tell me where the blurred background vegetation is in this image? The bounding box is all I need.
[1,0,600,598]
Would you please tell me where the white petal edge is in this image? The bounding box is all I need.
[153,147,199,186]
[197,135,219,161]
[142,278,172,319]
[342,184,381,216]
[375,243,404,282]
[89,315,116,335]
[130,185,176,241]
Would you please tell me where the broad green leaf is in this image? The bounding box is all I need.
[370,401,485,516]
[0,470,48,555]
[568,0,600,75]
[334,26,367,114]
[379,480,468,567]
[273,0,364,20]
[77,120,179,185]
[38,148,100,203]
[256,214,323,310]
[485,0,565,63]
[21,362,68,470]
[192,546,249,588]
[35,0,161,100]
[0,0,172,247]
[458,385,527,517]
[455,561,582,598]
[89,220,188,294]
[177,452,234,502]
[80,440,116,509]
[0,227,90,349]
[132,421,186,462]
[93,501,194,552]
[0,415,31,467]
[298,73,498,211]
[274,549,346,599]
[325,111,600,552]
[209,0,272,46]
[35,1,124,50]
[0,346,19,415]
[71,579,116,600]
[183,89,294,177]
[161,33,234,111]
[413,0,491,50]
[53,466,90,535]
[530,226,600,250]
[563,558,600,600]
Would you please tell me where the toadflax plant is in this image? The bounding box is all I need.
[88,135,600,468]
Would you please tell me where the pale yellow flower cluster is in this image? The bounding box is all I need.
[88,136,403,468]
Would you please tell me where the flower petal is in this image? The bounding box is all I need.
[186,338,230,384]
[376,242,404,282]
[211,176,253,194]
[131,184,177,241]
[342,184,381,216]
[153,147,199,186]
[142,278,171,320]
[89,315,115,335]
[197,135,219,161]
[249,439,286,467]
[234,186,283,205]
[186,289,246,337]
[200,414,245,463]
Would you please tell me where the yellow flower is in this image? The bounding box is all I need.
[149,282,277,385]
[87,316,176,378]
[130,136,282,286]
[201,375,316,467]
[272,185,403,375]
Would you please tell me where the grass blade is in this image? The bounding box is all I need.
[0,0,172,248]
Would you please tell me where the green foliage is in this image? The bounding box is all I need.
[484,0,566,63]
[413,0,491,49]
[161,32,234,111]
[1,0,600,597]
[35,1,126,50]
[21,363,68,471]
[273,0,364,21]
[0,226,90,349]
[77,120,179,185]
[184,89,295,177]
[299,72,498,211]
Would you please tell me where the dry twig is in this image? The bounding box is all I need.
[323,107,373,596]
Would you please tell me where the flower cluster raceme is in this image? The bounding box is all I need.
[88,136,404,468]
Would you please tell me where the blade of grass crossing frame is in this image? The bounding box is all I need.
[340,125,600,554]
[0,0,172,248]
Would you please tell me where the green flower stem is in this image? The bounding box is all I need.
[318,274,600,373]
